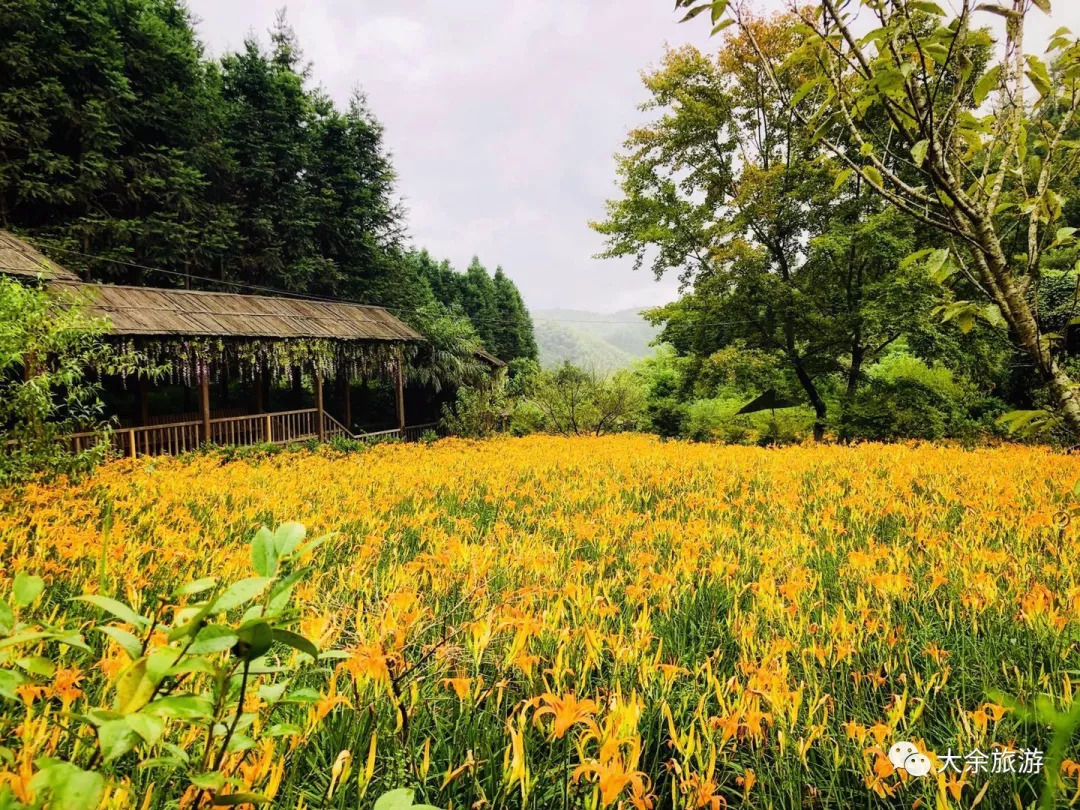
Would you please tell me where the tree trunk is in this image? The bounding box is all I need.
[782,310,827,441]
[790,354,827,441]
[968,216,1080,438]
[839,342,864,442]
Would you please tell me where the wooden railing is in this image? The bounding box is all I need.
[119,407,248,428]
[5,412,441,459]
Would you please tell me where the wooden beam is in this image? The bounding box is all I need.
[314,369,325,441]
[199,368,211,445]
[343,375,352,431]
[254,370,264,414]
[395,357,405,431]
[136,376,149,426]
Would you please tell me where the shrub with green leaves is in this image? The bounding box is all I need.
[0,522,328,808]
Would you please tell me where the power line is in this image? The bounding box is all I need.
[0,258,1051,370]
[18,239,760,329]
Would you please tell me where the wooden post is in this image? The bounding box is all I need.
[200,368,212,446]
[136,376,149,426]
[314,369,325,441]
[264,413,272,444]
[342,375,352,431]
[128,428,137,459]
[254,370,264,414]
[395,357,405,431]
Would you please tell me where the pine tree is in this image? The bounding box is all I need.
[492,267,537,360]
[462,257,499,349]
[0,0,233,283]
[218,17,323,291]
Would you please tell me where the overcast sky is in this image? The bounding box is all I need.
[185,0,1064,314]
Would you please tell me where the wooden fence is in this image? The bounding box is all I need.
[4,410,439,459]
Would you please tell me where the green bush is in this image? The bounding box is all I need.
[440,373,510,438]
[0,522,326,808]
[843,354,987,441]
[0,278,159,483]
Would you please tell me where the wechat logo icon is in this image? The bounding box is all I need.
[889,741,932,777]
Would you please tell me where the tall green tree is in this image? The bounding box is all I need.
[0,0,232,281]
[593,28,948,438]
[492,266,538,361]
[689,0,1080,436]
[217,17,325,292]
[461,256,499,348]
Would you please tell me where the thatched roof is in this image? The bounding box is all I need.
[0,229,421,344]
[474,348,506,368]
[0,230,79,281]
[58,282,423,343]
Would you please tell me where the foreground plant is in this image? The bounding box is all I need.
[0,522,327,808]
[3,438,1080,807]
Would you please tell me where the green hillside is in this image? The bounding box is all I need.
[532,309,659,372]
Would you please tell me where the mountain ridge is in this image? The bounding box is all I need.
[530,307,660,372]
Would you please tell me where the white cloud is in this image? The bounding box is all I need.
[185,0,1060,313]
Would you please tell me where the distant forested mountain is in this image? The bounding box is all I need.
[533,309,659,372]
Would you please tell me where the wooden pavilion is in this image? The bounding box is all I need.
[1,230,436,457]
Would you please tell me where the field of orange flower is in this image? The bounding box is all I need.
[2,435,1080,809]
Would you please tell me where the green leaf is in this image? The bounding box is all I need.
[0,601,13,636]
[167,657,219,677]
[96,626,143,661]
[225,733,256,754]
[209,578,272,616]
[281,687,320,704]
[982,304,1006,328]
[12,573,44,608]
[973,65,1001,106]
[234,621,274,661]
[176,578,217,597]
[910,0,945,13]
[16,656,55,677]
[114,658,156,714]
[144,694,213,720]
[863,166,884,187]
[73,595,149,628]
[911,140,929,168]
[273,522,306,557]
[126,713,165,746]
[925,248,950,277]
[98,718,140,762]
[1025,55,1052,97]
[251,528,278,578]
[294,534,332,559]
[1031,0,1050,13]
[791,78,821,107]
[0,669,27,700]
[258,682,288,703]
[264,722,303,737]
[272,628,319,660]
[375,788,417,810]
[191,772,226,790]
[679,4,711,22]
[146,647,183,682]
[833,168,853,192]
[188,624,239,655]
[27,760,106,810]
[710,18,734,34]
[266,567,309,613]
[1053,227,1078,246]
